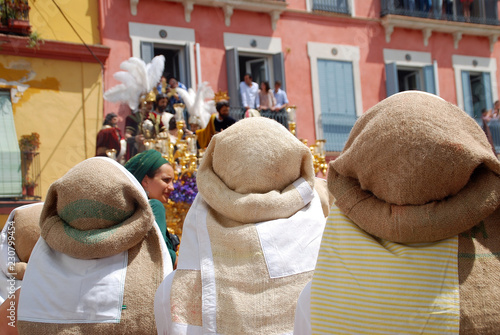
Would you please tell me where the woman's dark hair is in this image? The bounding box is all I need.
[261,81,270,93]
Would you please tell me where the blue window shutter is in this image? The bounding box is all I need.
[226,48,240,108]
[385,62,399,97]
[461,71,473,117]
[423,65,436,94]
[140,42,154,63]
[0,91,22,197]
[318,59,357,152]
[482,72,493,111]
[273,52,286,91]
[183,43,191,89]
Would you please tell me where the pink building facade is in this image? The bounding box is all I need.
[99,0,500,153]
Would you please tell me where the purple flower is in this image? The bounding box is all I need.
[169,174,198,204]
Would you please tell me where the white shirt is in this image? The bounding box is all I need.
[274,88,289,109]
[240,81,260,109]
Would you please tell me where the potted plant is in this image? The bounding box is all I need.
[19,132,40,195]
[27,30,43,48]
[4,0,30,33]
[19,132,40,155]
[23,178,37,196]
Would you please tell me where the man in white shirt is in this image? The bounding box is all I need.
[273,80,289,111]
[239,73,260,110]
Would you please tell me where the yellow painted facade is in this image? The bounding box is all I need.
[29,0,100,45]
[0,0,107,227]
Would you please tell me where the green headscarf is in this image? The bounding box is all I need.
[124,149,169,183]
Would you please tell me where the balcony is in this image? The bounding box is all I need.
[130,0,287,30]
[381,0,498,25]
[380,0,500,51]
[312,0,350,15]
[0,0,31,36]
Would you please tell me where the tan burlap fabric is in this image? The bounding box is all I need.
[38,158,153,259]
[197,117,315,223]
[328,91,500,333]
[314,177,334,217]
[17,158,164,335]
[7,203,43,280]
[332,91,500,205]
[171,117,323,334]
[12,203,42,263]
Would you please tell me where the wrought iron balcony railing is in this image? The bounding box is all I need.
[381,0,498,25]
[312,0,350,15]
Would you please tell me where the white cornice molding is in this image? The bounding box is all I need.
[382,15,500,52]
[164,0,287,30]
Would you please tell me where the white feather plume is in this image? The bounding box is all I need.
[177,82,216,128]
[104,55,165,109]
[146,56,165,92]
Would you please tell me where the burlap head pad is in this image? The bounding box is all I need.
[12,203,43,262]
[329,91,500,242]
[40,157,154,259]
[197,117,315,223]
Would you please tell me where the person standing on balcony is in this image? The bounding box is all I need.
[273,80,289,111]
[418,0,431,12]
[258,81,276,112]
[489,100,500,119]
[432,0,443,18]
[240,73,260,111]
[461,0,474,20]
[271,80,290,129]
[403,0,416,11]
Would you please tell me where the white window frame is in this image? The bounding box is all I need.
[308,42,362,139]
[129,22,197,89]
[224,33,282,54]
[224,32,282,83]
[452,55,498,112]
[383,48,440,96]
[306,0,355,16]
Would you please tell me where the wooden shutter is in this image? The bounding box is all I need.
[226,48,240,108]
[385,62,399,97]
[461,70,473,117]
[183,42,192,89]
[273,52,286,91]
[318,59,357,152]
[423,65,436,94]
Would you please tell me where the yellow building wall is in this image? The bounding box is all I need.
[28,0,100,44]
[0,1,104,231]
[2,54,103,199]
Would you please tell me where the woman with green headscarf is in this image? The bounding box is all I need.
[125,149,177,267]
